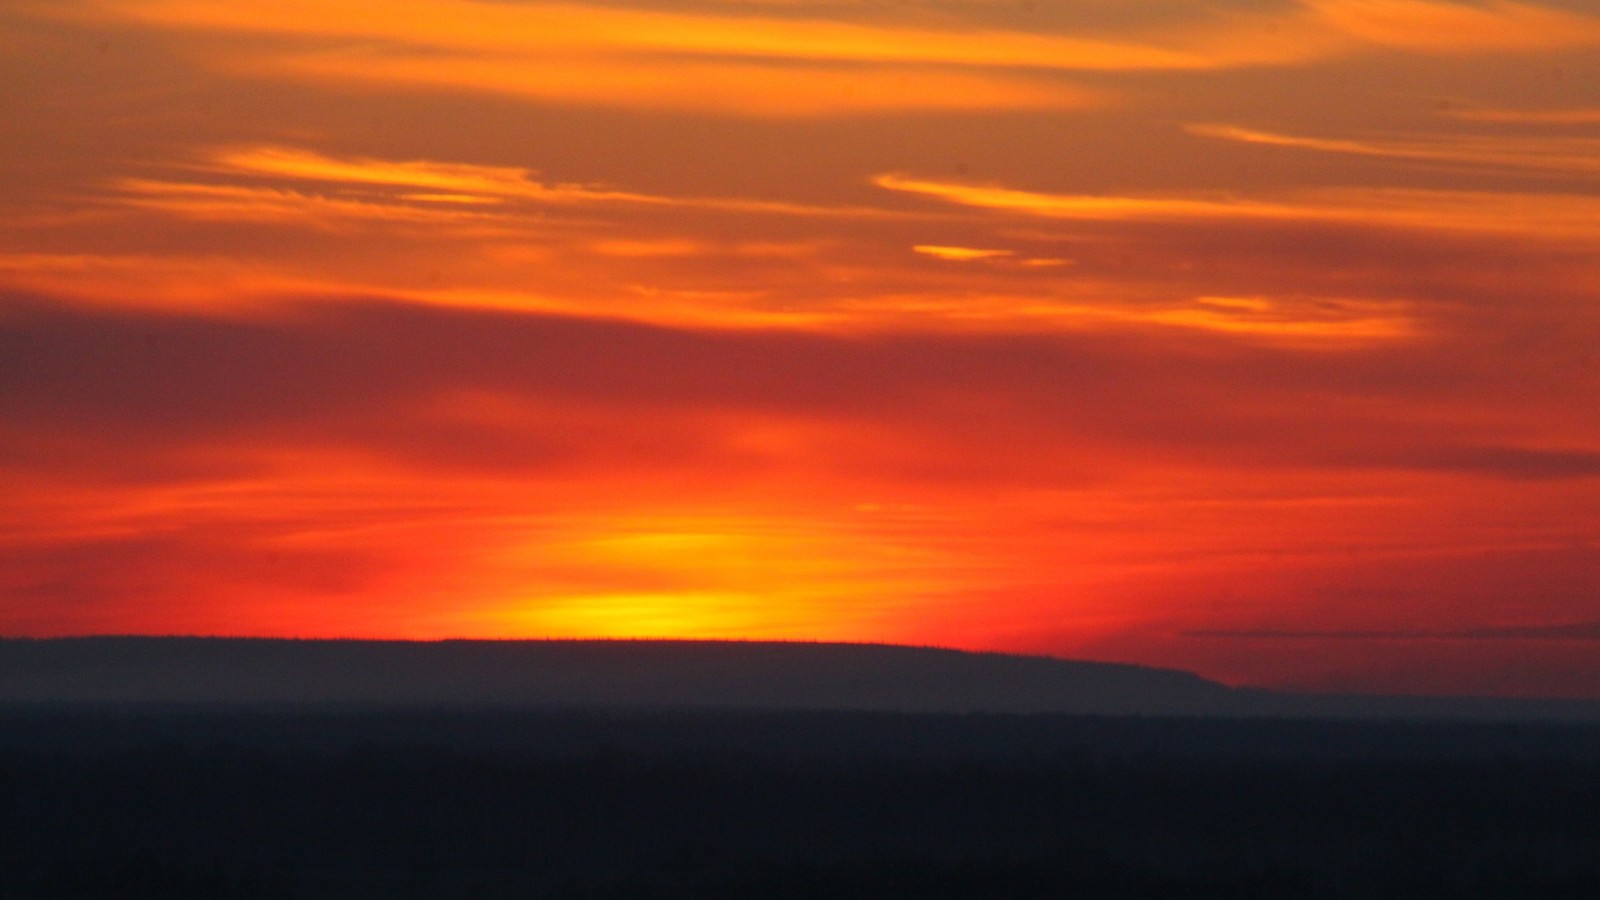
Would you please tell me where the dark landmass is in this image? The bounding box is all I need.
[0,636,1229,714]
[4,636,1599,720]
[5,638,1600,898]
[2,707,1599,899]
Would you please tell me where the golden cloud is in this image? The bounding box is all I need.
[1188,123,1600,176]
[874,173,1600,239]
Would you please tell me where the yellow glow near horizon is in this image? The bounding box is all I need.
[511,591,781,639]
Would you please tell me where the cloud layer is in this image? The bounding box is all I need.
[3,0,1600,697]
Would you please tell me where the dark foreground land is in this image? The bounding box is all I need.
[2,708,1599,899]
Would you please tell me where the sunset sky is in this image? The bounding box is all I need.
[3,0,1598,697]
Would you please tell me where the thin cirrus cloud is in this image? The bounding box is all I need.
[1093,297,1417,341]
[249,54,1100,118]
[1187,622,1600,641]
[76,146,1429,341]
[54,0,1321,70]
[57,0,1600,68]
[1443,106,1600,125]
[108,178,520,230]
[205,147,655,206]
[38,0,1127,116]
[163,146,929,221]
[0,133,1451,343]
[36,0,1600,116]
[873,173,1600,240]
[1298,0,1600,53]
[106,142,934,230]
[1187,123,1600,177]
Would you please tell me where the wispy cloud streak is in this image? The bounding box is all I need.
[1189,123,1600,176]
[112,146,929,227]
[1188,622,1600,641]
[1300,0,1600,53]
[875,173,1600,239]
[38,0,1600,116]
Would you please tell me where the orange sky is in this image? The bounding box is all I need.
[2,0,1598,697]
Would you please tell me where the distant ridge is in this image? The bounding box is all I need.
[2,637,1598,721]
[0,637,1235,715]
